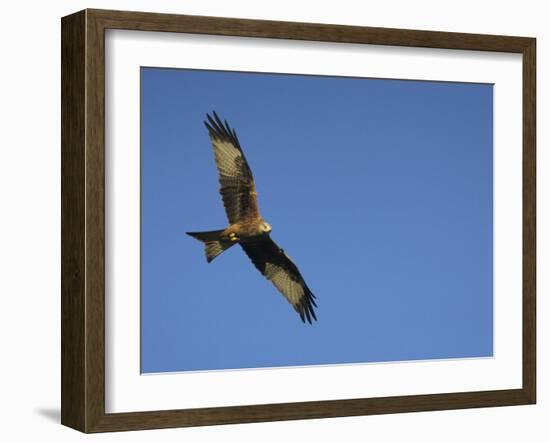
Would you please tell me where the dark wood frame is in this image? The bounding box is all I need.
[61,8,536,433]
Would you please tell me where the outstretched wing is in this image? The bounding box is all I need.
[240,236,317,324]
[204,112,260,224]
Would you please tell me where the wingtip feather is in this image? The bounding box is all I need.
[204,111,242,151]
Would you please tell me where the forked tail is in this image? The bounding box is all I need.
[186,229,235,263]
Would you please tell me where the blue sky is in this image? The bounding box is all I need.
[140,67,493,373]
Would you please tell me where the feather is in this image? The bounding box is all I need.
[240,236,317,323]
[204,112,259,224]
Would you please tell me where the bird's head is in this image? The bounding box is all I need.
[260,220,272,234]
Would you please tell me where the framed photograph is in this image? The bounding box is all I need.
[61,9,536,433]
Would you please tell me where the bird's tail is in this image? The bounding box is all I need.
[186,229,235,263]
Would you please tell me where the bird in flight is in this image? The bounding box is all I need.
[186,112,317,323]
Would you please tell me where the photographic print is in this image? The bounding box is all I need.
[140,67,493,374]
[61,10,536,432]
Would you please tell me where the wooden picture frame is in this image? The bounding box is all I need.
[61,8,536,433]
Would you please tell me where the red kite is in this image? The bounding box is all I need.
[187,112,317,323]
